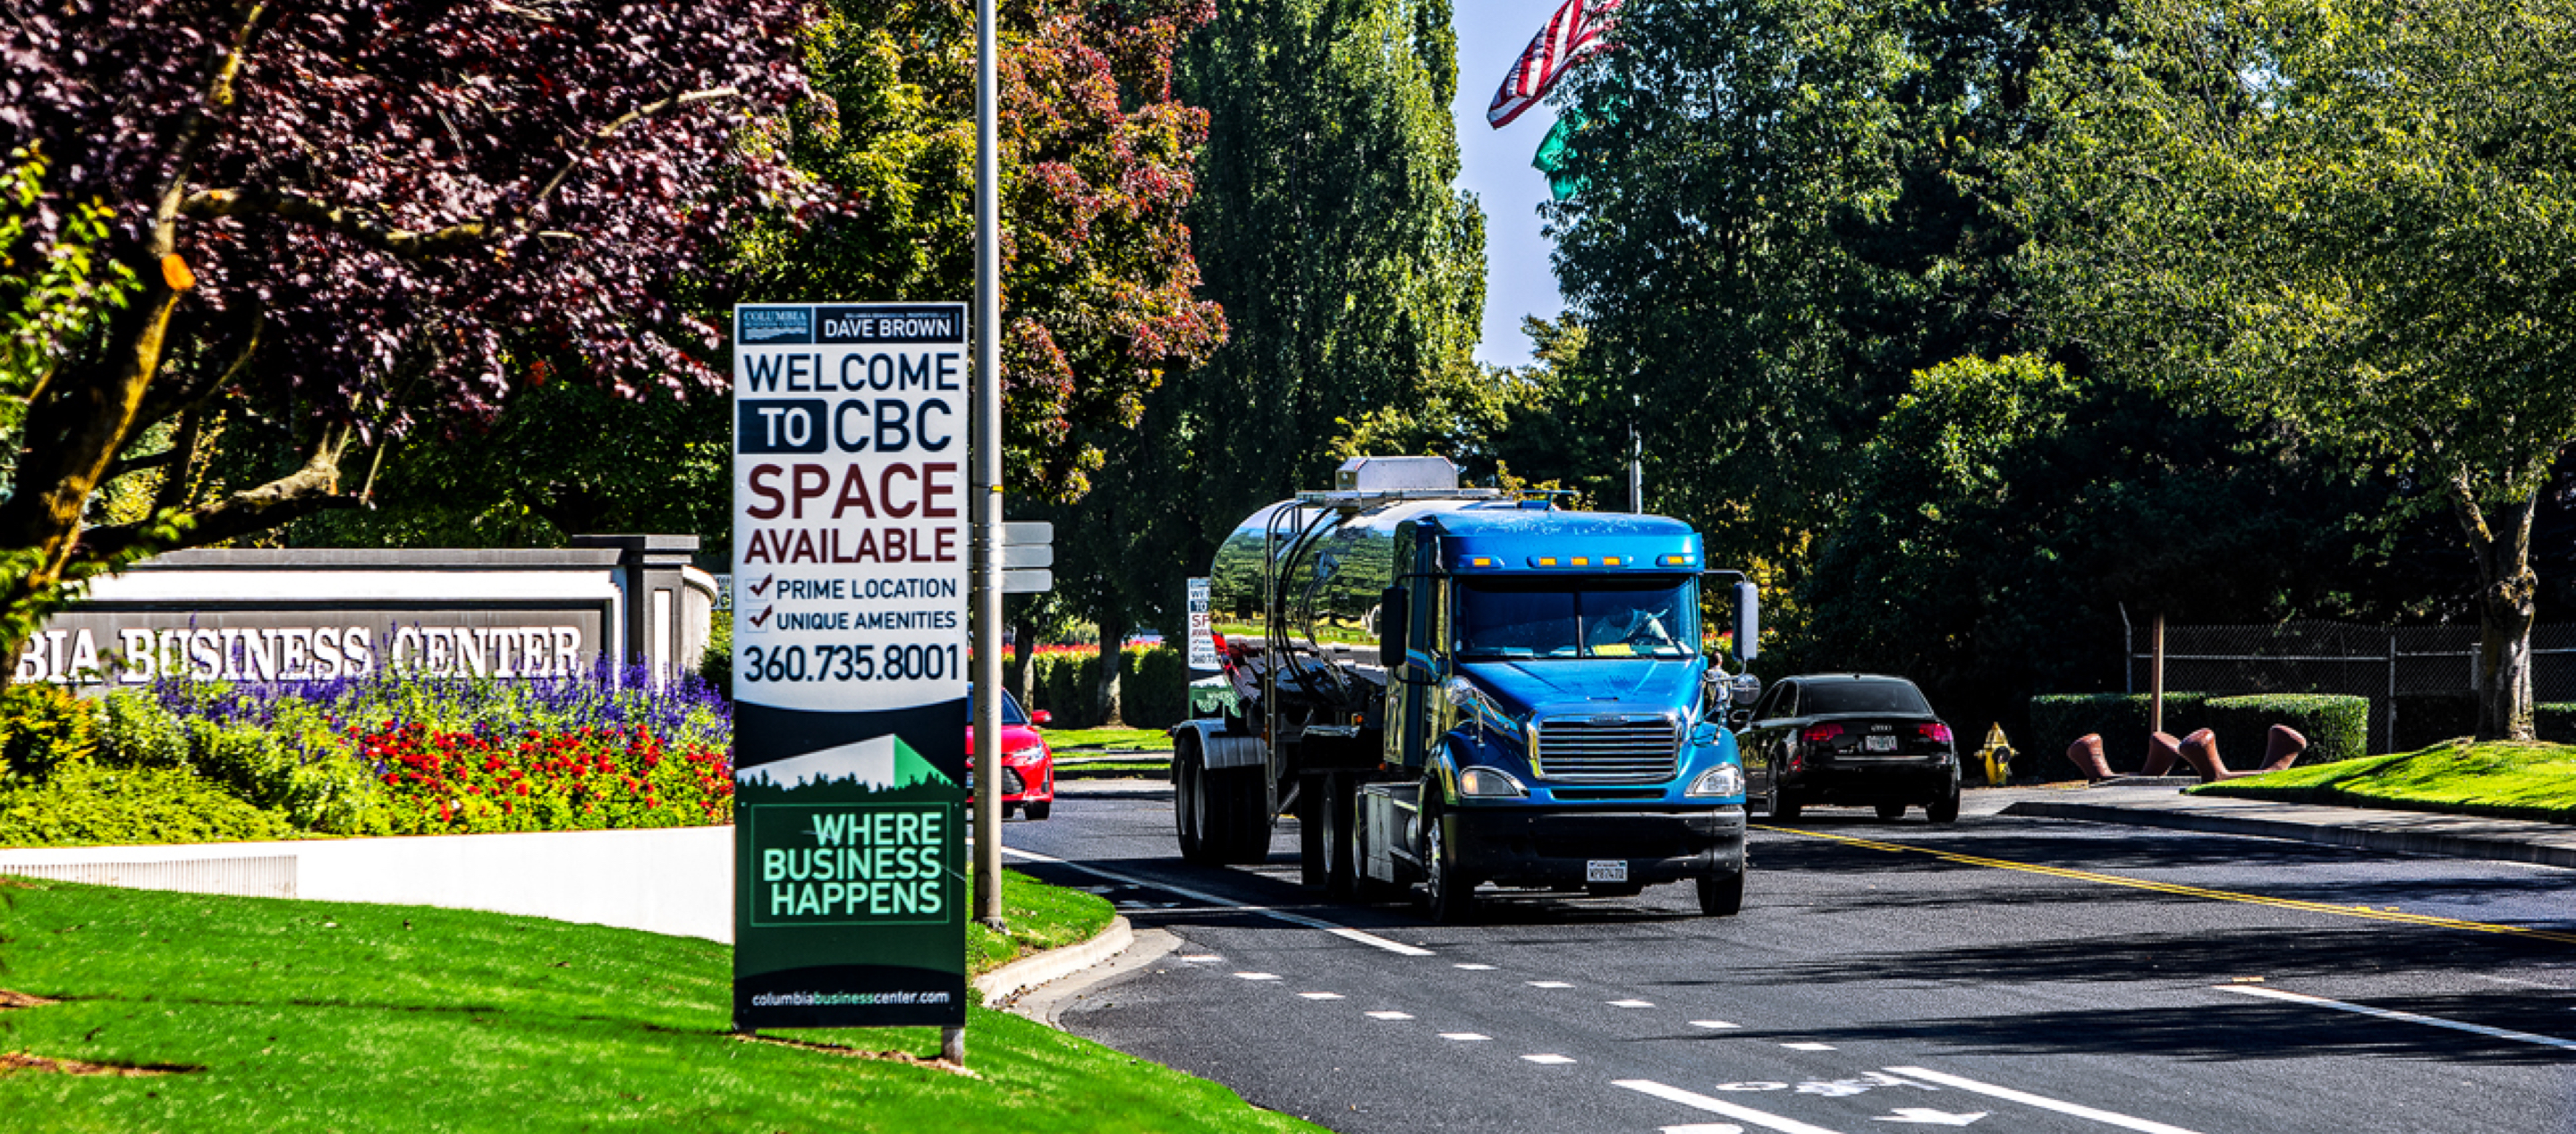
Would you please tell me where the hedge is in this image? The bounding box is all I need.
[2549,704,2576,743]
[1022,645,1192,730]
[2026,692,2209,779]
[2201,694,2368,768]
[2396,694,2576,748]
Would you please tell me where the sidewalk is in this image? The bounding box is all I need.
[1990,782,2576,870]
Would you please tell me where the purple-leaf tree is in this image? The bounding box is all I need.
[0,0,811,678]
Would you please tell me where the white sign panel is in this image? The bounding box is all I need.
[731,303,970,713]
[1186,577,1217,671]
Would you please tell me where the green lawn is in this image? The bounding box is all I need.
[0,871,1319,1133]
[1043,726,1173,752]
[2190,740,2576,824]
[1054,758,1170,782]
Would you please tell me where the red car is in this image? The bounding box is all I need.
[966,688,1056,820]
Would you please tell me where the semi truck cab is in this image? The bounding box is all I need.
[1174,457,1762,923]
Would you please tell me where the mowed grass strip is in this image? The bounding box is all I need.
[0,872,1320,1133]
[2192,740,2576,825]
[1042,727,1173,753]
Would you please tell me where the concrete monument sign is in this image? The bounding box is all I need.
[13,536,716,686]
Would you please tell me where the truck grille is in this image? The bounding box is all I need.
[1534,717,1679,783]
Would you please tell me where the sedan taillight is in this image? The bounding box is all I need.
[1917,723,1953,744]
[1801,724,1843,743]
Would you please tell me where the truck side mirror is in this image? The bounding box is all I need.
[1734,579,1760,661]
[1378,586,1409,669]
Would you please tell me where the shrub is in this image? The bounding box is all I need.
[2025,692,2208,779]
[1122,647,1191,729]
[0,683,95,784]
[96,688,191,767]
[0,759,298,848]
[699,608,733,696]
[1023,645,1191,729]
[2201,694,2369,768]
[2391,692,2479,752]
[2546,704,2576,744]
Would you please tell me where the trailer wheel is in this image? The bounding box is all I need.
[1209,766,1274,864]
[1174,736,1216,864]
[1420,808,1477,925]
[1696,868,1746,917]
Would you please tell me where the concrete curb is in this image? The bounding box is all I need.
[2002,800,2576,870]
[973,915,1135,1007]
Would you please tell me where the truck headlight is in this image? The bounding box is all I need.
[1685,764,1745,798]
[1458,766,1528,798]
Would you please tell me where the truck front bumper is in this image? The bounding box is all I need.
[1447,806,1745,890]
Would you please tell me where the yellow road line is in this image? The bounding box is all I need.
[1757,824,2576,947]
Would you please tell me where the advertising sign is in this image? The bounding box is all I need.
[731,302,970,1030]
[1186,577,1216,673]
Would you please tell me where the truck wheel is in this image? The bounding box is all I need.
[1324,777,1358,899]
[1696,869,1746,917]
[1876,800,1907,822]
[1211,766,1275,865]
[1926,782,1961,825]
[1421,811,1477,925]
[1299,774,1329,888]
[1174,741,1213,864]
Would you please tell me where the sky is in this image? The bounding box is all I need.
[1451,0,1578,368]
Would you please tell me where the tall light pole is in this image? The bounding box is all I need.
[970,0,1005,934]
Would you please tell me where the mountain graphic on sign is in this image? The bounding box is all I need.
[736,734,953,791]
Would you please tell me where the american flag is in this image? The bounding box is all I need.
[1487,0,1623,129]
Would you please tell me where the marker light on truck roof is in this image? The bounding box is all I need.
[1572,557,1589,566]
[1531,556,1558,567]
[1468,556,1496,568]
[1661,554,1695,566]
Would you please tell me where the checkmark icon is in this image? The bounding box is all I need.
[749,605,775,627]
[750,573,775,597]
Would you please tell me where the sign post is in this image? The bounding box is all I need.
[729,302,971,1039]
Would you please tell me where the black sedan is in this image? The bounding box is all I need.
[1739,673,1960,823]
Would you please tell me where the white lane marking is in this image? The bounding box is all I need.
[1454,962,1497,970]
[1366,1011,1414,1020]
[1872,1109,1987,1126]
[1609,998,1657,1008]
[1001,845,1435,957]
[1439,1032,1490,1041]
[1529,980,1574,988]
[2215,985,2576,1052]
[1781,1042,1837,1051]
[1521,1053,1577,1064]
[1234,972,1281,981]
[1179,953,1223,962]
[1298,991,1344,1000]
[1614,1079,1850,1134]
[1691,1020,1743,1029]
[1885,1067,2207,1134]
[1663,1126,1748,1134]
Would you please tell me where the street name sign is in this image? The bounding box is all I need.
[731,302,969,1030]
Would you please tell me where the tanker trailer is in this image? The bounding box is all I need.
[1173,456,1764,922]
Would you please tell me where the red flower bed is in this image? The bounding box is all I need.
[360,723,731,834]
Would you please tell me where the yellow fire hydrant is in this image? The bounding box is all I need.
[1972,724,2016,786]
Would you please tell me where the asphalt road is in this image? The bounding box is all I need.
[998,787,2576,1134]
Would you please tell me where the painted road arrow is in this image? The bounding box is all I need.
[1871,1110,1987,1126]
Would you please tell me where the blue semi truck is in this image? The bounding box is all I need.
[1174,457,1762,921]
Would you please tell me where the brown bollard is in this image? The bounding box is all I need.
[2148,731,2190,778]
[2068,733,2114,781]
[2262,725,2308,772]
[2174,728,2224,781]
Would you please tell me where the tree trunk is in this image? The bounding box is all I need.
[1095,609,1128,727]
[1008,608,1036,704]
[2453,478,2539,741]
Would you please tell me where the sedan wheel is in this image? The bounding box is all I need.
[1927,782,1961,825]
[1773,791,1804,821]
[1876,800,1908,822]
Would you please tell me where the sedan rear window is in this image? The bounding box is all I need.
[1799,680,1931,715]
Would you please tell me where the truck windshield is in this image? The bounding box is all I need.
[1455,577,1697,660]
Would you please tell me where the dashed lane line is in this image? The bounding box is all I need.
[1885,1067,2207,1134]
[1522,1054,1578,1064]
[1440,1032,1491,1042]
[1614,1079,1849,1134]
[1690,1020,1742,1029]
[1366,1011,1414,1020]
[2215,984,2576,1052]
[1297,992,1345,1000]
[1609,999,1657,1008]
[1761,825,2576,946]
[999,845,1436,956]
[1234,972,1280,981]
[1455,963,1498,970]
[1779,1042,1836,1052]
[1529,980,1575,988]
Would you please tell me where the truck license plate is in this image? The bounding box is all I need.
[1865,734,1899,752]
[1587,859,1628,884]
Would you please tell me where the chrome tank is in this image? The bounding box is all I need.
[1209,498,1463,669]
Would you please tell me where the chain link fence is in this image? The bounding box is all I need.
[2124,620,2576,752]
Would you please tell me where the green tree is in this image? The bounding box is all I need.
[2017,0,2576,739]
[1038,0,1488,720]
[1543,0,2117,605]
